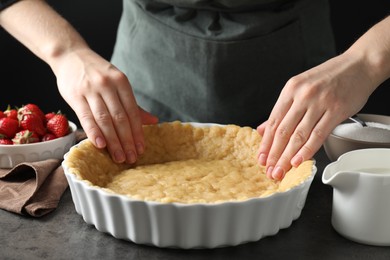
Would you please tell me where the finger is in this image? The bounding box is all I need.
[87,94,126,163]
[139,106,159,125]
[256,121,268,165]
[270,109,322,180]
[257,99,293,167]
[264,105,306,179]
[72,97,106,149]
[116,82,145,157]
[256,121,267,137]
[102,90,139,164]
[291,111,335,167]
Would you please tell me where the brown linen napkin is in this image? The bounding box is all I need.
[0,130,86,217]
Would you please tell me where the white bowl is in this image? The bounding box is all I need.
[62,123,317,249]
[323,113,390,161]
[0,121,77,168]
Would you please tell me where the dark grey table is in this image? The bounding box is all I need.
[1,148,390,260]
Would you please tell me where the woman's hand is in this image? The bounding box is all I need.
[0,0,158,164]
[257,16,390,180]
[257,52,376,180]
[53,48,158,164]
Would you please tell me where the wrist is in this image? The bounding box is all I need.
[47,46,92,76]
[344,45,390,93]
[344,16,390,90]
[45,41,88,65]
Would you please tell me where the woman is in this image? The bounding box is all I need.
[0,0,386,179]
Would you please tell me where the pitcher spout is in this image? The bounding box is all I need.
[322,162,360,191]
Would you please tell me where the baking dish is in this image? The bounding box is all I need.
[62,122,316,248]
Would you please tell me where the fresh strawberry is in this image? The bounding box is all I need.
[12,130,40,144]
[0,117,19,138]
[4,105,18,120]
[18,103,46,123]
[44,112,56,125]
[41,133,57,142]
[0,138,13,145]
[46,114,69,138]
[19,113,46,136]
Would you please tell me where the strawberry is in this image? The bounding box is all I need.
[18,103,46,123]
[12,130,40,144]
[4,105,18,120]
[41,133,57,142]
[44,112,56,125]
[46,114,69,138]
[19,113,46,136]
[0,138,13,145]
[0,117,19,138]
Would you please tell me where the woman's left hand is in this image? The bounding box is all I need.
[257,52,376,180]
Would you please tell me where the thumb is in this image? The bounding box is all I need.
[138,106,159,125]
[256,120,268,136]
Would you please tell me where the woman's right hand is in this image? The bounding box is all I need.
[0,0,158,164]
[52,48,158,164]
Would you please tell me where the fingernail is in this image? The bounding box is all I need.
[136,142,144,155]
[114,150,126,163]
[266,166,274,177]
[291,154,303,167]
[272,166,285,180]
[127,150,137,164]
[95,137,106,148]
[258,153,267,166]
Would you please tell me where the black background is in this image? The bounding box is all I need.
[0,0,389,127]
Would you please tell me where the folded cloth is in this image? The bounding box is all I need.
[0,130,86,217]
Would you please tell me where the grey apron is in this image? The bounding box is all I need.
[111,0,335,127]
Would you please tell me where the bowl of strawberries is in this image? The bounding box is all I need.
[0,103,77,168]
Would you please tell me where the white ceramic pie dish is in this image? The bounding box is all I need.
[62,123,317,249]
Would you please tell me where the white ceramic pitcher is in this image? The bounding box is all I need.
[322,148,390,246]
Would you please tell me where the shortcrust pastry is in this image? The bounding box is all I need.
[65,121,313,203]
